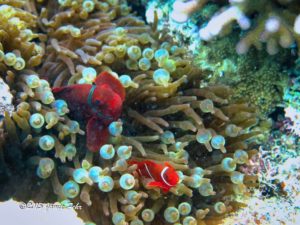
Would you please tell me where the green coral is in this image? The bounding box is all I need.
[195,34,290,118]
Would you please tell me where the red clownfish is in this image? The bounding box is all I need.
[128,160,179,193]
[52,71,125,152]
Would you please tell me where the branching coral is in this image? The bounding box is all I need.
[0,1,262,225]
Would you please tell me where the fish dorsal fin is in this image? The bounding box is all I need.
[144,160,156,166]
[164,162,173,169]
[95,71,125,101]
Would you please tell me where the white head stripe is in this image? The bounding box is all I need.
[161,167,172,186]
[144,164,155,180]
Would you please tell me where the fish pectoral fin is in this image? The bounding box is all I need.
[86,117,110,152]
[147,181,164,188]
[95,71,125,101]
[147,181,170,193]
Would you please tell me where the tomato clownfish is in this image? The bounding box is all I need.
[52,71,125,152]
[128,160,179,193]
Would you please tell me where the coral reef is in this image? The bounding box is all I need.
[0,1,262,225]
[0,77,14,117]
[195,33,290,119]
[171,0,300,55]
[222,124,300,224]
[282,58,300,136]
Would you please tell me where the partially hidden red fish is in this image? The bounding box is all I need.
[128,160,179,193]
[52,71,125,152]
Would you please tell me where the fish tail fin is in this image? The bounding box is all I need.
[52,86,65,94]
[52,86,74,99]
[52,87,67,100]
[86,117,110,152]
[52,84,92,102]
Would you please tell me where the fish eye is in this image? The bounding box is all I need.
[165,173,172,181]
[95,100,102,106]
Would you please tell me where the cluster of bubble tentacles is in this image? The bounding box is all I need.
[0,1,261,225]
